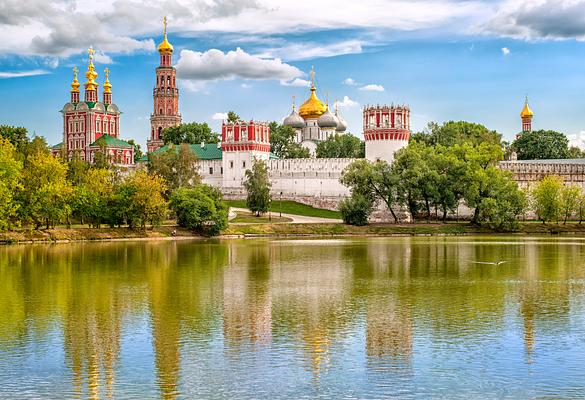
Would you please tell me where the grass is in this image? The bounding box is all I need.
[226,200,341,219]
[231,211,292,224]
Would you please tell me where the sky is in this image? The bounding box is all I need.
[2,0,585,149]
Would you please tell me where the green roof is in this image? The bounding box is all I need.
[90,134,133,149]
[51,142,63,149]
[85,101,96,109]
[138,143,279,162]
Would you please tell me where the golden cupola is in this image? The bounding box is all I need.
[84,47,98,91]
[299,66,327,120]
[70,66,80,93]
[103,68,112,93]
[521,96,534,118]
[157,16,174,54]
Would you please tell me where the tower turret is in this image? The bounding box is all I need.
[70,66,80,104]
[157,16,174,67]
[84,47,99,103]
[363,104,410,163]
[103,68,112,105]
[521,96,533,133]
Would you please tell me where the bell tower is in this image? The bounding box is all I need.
[147,16,182,153]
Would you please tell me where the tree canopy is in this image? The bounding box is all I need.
[512,130,570,160]
[162,122,219,145]
[316,133,365,158]
[170,185,228,236]
[148,144,201,193]
[268,122,310,159]
[243,159,272,215]
[411,121,502,147]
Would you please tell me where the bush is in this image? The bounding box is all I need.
[339,194,374,226]
[170,185,228,236]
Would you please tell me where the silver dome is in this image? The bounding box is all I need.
[317,106,339,128]
[283,107,306,129]
[62,103,75,112]
[335,109,348,132]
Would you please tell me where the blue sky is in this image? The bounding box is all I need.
[2,0,585,149]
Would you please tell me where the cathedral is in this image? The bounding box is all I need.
[282,67,348,155]
[51,47,134,165]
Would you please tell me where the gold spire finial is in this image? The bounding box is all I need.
[158,16,174,53]
[103,68,112,93]
[71,66,80,92]
[292,95,296,111]
[84,46,98,91]
[521,95,533,118]
[310,66,316,88]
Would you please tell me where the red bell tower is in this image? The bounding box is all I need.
[147,16,182,153]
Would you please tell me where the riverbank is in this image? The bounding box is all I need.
[3,221,585,244]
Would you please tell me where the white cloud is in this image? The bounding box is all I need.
[0,69,49,78]
[258,40,363,61]
[93,51,113,64]
[335,96,359,108]
[280,78,311,87]
[501,47,510,55]
[359,84,385,92]
[568,131,585,149]
[176,48,303,83]
[241,83,251,88]
[343,78,357,86]
[212,112,228,120]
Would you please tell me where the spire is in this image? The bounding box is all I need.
[157,16,174,54]
[521,95,534,118]
[292,95,296,111]
[84,46,98,91]
[71,66,80,92]
[103,68,112,93]
[310,65,316,89]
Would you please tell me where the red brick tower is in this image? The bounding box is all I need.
[147,17,182,153]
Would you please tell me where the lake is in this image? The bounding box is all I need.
[1,237,585,399]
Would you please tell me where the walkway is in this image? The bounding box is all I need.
[229,207,342,224]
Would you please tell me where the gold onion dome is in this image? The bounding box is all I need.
[84,47,98,90]
[103,68,112,93]
[299,67,326,119]
[70,66,80,92]
[157,16,174,53]
[521,97,534,118]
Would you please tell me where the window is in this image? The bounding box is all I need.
[209,167,213,175]
[230,161,234,168]
[242,161,246,168]
[220,167,223,174]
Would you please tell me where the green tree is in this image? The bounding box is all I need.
[0,138,23,230]
[74,168,114,228]
[531,175,564,223]
[119,171,168,228]
[148,143,201,192]
[0,125,29,153]
[169,185,228,236]
[411,121,501,147]
[512,130,570,160]
[340,159,400,222]
[227,111,241,123]
[568,146,585,159]
[316,133,365,158]
[339,193,374,226]
[243,159,272,216]
[162,122,219,145]
[20,150,73,229]
[560,184,582,224]
[268,122,310,159]
[127,139,143,163]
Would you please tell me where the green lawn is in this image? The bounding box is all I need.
[231,211,292,224]
[226,200,341,219]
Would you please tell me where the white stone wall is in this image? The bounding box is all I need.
[365,139,408,163]
[198,159,223,188]
[499,160,585,190]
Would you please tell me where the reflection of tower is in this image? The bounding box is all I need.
[148,16,182,153]
[363,104,410,163]
[366,298,412,359]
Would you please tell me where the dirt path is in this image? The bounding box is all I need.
[230,207,342,224]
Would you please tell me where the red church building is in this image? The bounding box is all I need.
[51,47,134,165]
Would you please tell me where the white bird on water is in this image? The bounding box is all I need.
[471,260,508,266]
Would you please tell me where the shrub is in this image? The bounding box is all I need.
[170,185,228,236]
[339,194,374,226]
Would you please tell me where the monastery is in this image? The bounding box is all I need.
[50,19,585,208]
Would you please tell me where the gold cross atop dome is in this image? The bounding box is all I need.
[310,66,316,87]
[520,95,533,118]
[103,68,112,93]
[158,16,174,53]
[298,66,326,119]
[84,46,98,90]
[71,66,80,92]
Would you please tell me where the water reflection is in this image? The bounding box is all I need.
[0,237,585,398]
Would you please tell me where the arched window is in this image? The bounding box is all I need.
[96,117,101,132]
[157,126,162,140]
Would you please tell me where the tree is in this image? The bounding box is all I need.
[148,143,201,192]
[531,175,564,223]
[119,171,168,228]
[560,184,582,224]
[19,150,73,229]
[268,122,310,159]
[339,193,374,226]
[340,159,400,222]
[127,139,143,163]
[512,130,570,160]
[169,185,228,236]
[316,133,365,158]
[73,168,114,228]
[411,121,501,147]
[569,146,585,159]
[0,138,23,230]
[227,111,241,123]
[243,159,272,216]
[0,125,29,153]
[162,122,219,145]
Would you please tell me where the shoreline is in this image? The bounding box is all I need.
[3,222,585,245]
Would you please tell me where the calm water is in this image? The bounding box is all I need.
[1,237,585,399]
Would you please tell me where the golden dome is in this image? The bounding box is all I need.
[71,66,80,93]
[521,97,533,118]
[299,86,327,119]
[84,47,98,91]
[103,68,112,93]
[157,16,174,54]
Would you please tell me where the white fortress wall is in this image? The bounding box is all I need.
[198,159,223,188]
[500,160,585,190]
